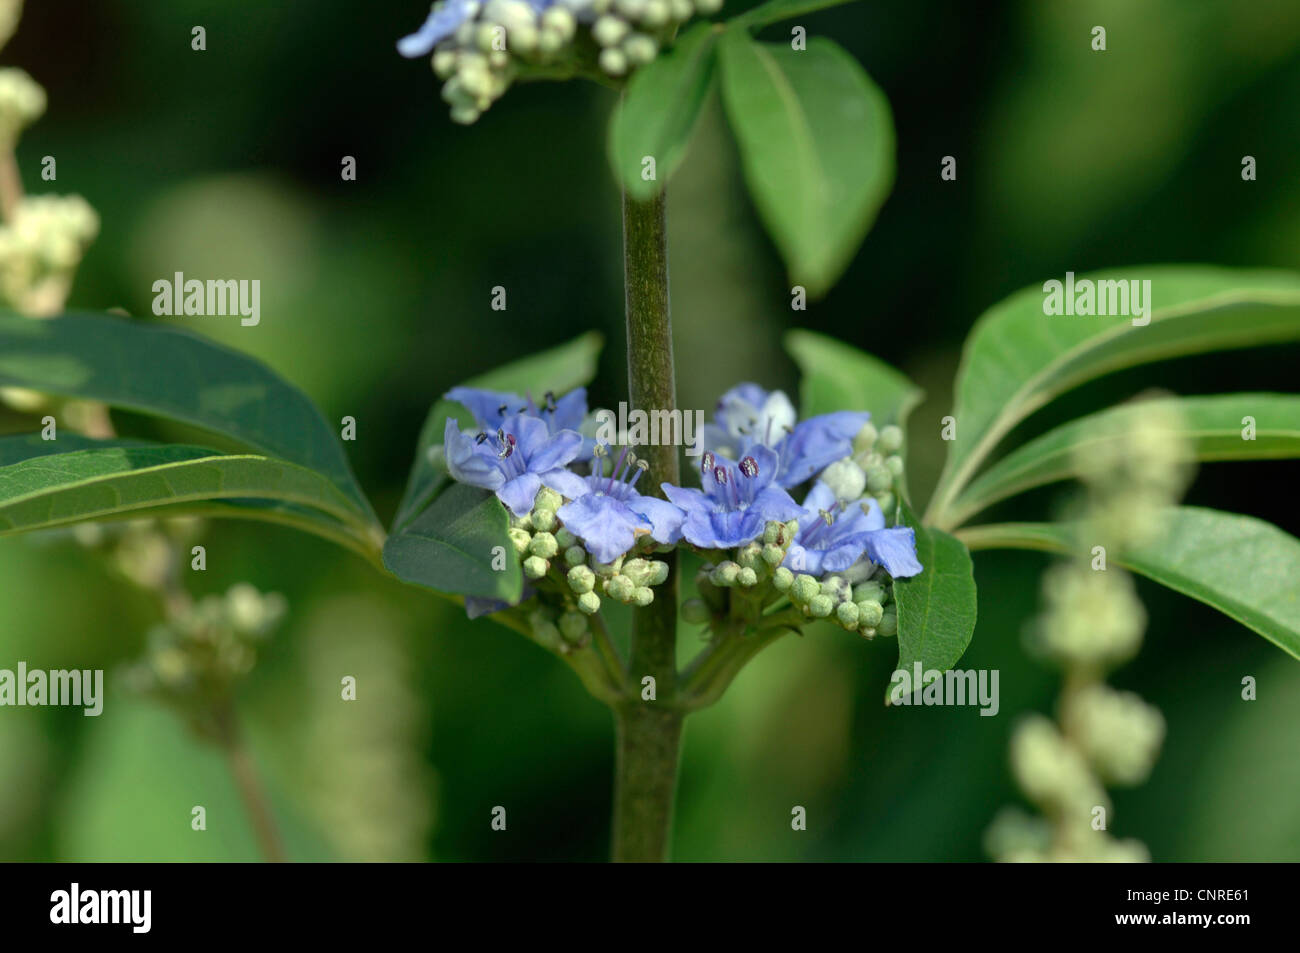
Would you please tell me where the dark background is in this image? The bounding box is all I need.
[0,0,1297,860]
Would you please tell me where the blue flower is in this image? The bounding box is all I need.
[446,385,594,459]
[443,413,588,517]
[556,448,684,563]
[703,383,869,488]
[661,445,802,550]
[785,481,922,578]
[397,0,479,58]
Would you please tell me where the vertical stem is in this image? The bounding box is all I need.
[614,189,683,861]
[213,701,287,863]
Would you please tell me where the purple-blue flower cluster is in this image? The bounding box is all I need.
[438,381,922,636]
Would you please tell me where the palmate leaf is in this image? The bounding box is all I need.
[608,22,719,201]
[718,31,893,297]
[958,507,1300,660]
[385,332,603,601]
[891,501,978,688]
[0,311,375,521]
[926,267,1300,530]
[948,393,1300,526]
[0,438,379,558]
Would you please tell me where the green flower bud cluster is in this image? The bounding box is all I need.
[782,567,895,638]
[509,485,670,650]
[0,66,43,145]
[985,805,1149,864]
[418,0,723,123]
[1065,683,1165,786]
[0,194,100,315]
[121,583,288,729]
[1029,562,1146,669]
[818,421,906,516]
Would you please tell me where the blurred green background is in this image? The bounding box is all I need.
[2,0,1299,861]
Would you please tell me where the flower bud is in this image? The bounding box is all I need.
[528,531,558,558]
[791,573,819,603]
[878,424,904,453]
[762,543,785,566]
[623,33,658,66]
[877,605,897,636]
[737,567,758,588]
[852,580,886,605]
[852,421,878,454]
[836,601,860,629]
[865,464,892,494]
[558,610,588,644]
[605,573,635,601]
[632,586,654,607]
[598,47,628,76]
[567,563,595,593]
[772,567,794,592]
[822,458,866,502]
[577,591,601,615]
[711,561,740,587]
[508,527,531,556]
[857,600,884,628]
[554,528,576,549]
[523,555,549,579]
[885,454,905,477]
[564,545,586,567]
[531,507,557,533]
[809,594,834,618]
[593,15,629,47]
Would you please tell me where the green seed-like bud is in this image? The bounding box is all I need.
[857,600,884,628]
[792,574,820,603]
[508,527,531,556]
[541,6,577,40]
[680,598,711,624]
[852,580,886,605]
[773,567,794,592]
[809,594,834,618]
[605,573,635,602]
[529,609,561,649]
[821,575,851,603]
[615,0,647,18]
[523,555,549,579]
[695,0,722,12]
[567,564,595,593]
[642,0,670,26]
[555,528,576,549]
[632,586,654,607]
[711,561,741,587]
[621,557,653,586]
[564,545,586,567]
[646,560,669,586]
[736,542,763,569]
[593,15,630,47]
[859,627,877,640]
[865,464,893,494]
[784,519,800,539]
[623,33,658,66]
[668,0,693,20]
[433,50,459,79]
[531,507,557,533]
[822,458,867,502]
[529,532,558,559]
[592,555,624,576]
[836,601,860,629]
[599,47,628,75]
[476,23,500,52]
[538,27,564,55]
[878,424,904,453]
[852,421,878,454]
[878,606,898,637]
[737,567,758,588]
[762,543,785,566]
[510,512,533,532]
[535,486,563,512]
[559,611,588,644]
[577,591,601,615]
[762,521,782,545]
[885,454,905,477]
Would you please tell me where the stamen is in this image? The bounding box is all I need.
[701,451,715,474]
[628,458,649,490]
[497,404,508,417]
[739,455,759,479]
[820,509,834,527]
[713,465,728,486]
[543,391,556,413]
[475,432,488,445]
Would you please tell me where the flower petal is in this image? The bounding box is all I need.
[396,0,475,58]
[497,472,543,518]
[540,467,590,501]
[443,418,504,490]
[557,495,640,563]
[863,527,923,578]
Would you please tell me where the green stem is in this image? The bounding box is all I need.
[613,189,683,862]
[213,700,287,863]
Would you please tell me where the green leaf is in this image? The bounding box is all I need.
[0,441,372,548]
[732,0,863,30]
[949,393,1300,526]
[382,482,522,603]
[785,329,923,426]
[718,32,893,297]
[927,267,1300,528]
[0,311,374,521]
[892,502,978,690]
[394,331,603,529]
[958,507,1300,660]
[608,23,719,200]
